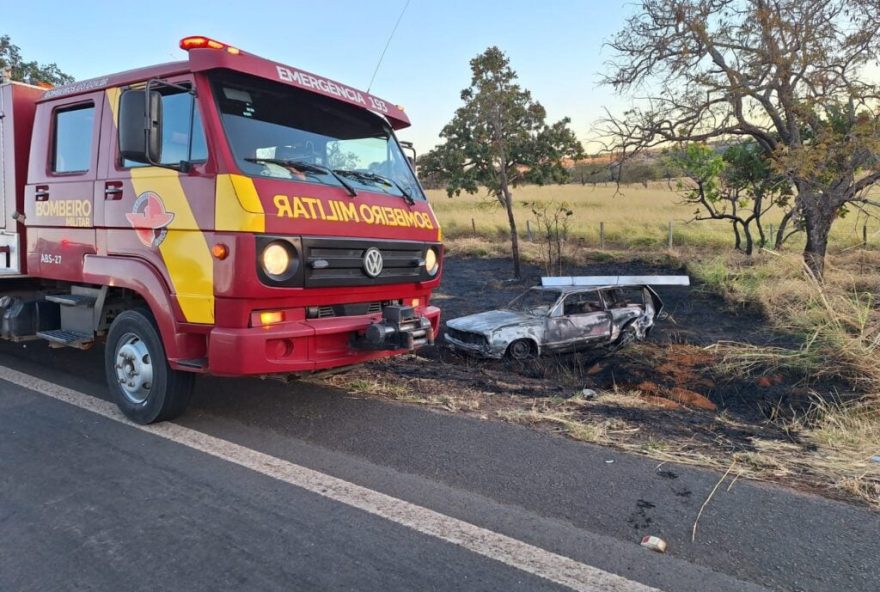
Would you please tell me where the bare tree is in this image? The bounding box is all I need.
[528,201,573,275]
[602,0,880,277]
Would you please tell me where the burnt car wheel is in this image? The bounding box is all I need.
[610,323,639,352]
[506,339,537,361]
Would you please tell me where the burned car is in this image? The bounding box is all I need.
[444,276,688,360]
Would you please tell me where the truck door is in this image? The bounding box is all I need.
[25,92,102,280]
[97,79,215,325]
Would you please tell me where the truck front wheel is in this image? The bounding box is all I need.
[105,309,194,424]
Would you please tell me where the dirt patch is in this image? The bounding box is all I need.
[317,254,878,507]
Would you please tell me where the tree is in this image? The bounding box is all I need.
[0,35,73,86]
[422,47,584,278]
[668,142,793,254]
[602,0,880,278]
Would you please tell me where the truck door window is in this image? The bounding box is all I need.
[52,104,95,173]
[122,88,207,167]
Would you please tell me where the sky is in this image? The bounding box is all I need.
[2,0,635,152]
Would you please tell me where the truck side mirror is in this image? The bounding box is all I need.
[118,88,162,164]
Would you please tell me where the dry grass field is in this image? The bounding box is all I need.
[427,182,880,252]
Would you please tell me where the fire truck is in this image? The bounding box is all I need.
[0,36,442,423]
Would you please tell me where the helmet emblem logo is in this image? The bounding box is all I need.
[363,247,384,278]
[126,191,175,248]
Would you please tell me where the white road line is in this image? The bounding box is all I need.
[0,365,661,592]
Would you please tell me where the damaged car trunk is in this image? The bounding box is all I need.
[444,276,688,360]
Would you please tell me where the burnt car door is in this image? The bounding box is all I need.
[544,290,612,350]
[601,286,647,326]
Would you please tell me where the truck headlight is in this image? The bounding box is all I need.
[261,242,293,278]
[425,247,440,276]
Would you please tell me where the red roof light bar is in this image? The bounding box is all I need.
[180,36,240,55]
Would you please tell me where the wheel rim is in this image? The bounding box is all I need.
[510,340,532,360]
[114,333,154,405]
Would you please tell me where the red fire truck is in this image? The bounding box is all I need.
[0,36,442,423]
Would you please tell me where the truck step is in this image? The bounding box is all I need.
[45,294,97,307]
[36,329,94,349]
[177,358,208,370]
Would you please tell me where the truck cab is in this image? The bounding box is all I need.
[0,37,442,423]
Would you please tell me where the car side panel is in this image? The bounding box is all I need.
[543,311,612,350]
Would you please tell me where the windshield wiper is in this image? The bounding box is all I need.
[334,169,415,205]
[245,158,358,197]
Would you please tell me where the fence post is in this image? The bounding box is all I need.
[471,218,476,236]
[864,224,868,249]
[668,220,674,249]
[526,220,533,241]
[599,222,605,250]
[768,224,774,247]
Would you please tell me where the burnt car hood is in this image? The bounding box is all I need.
[446,310,542,335]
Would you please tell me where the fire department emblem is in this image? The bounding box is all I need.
[126,191,175,248]
[363,247,384,278]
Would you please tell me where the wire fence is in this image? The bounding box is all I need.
[461,217,879,252]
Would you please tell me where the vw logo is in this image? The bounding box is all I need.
[363,247,384,278]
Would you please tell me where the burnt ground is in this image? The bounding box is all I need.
[320,255,877,505]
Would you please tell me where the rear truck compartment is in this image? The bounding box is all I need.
[0,37,443,424]
[0,81,41,276]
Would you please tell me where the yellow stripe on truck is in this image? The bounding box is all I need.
[130,169,215,324]
[215,174,265,232]
[107,86,214,324]
[106,87,121,122]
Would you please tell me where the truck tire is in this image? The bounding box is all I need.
[105,309,194,424]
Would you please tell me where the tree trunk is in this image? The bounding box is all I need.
[742,223,754,256]
[752,193,766,248]
[775,209,793,250]
[499,176,521,279]
[801,198,837,280]
[732,220,742,251]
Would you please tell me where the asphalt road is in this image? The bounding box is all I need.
[1,341,878,592]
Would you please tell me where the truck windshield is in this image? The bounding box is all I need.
[210,72,424,201]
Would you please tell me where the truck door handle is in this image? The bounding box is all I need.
[35,186,49,201]
[104,182,123,200]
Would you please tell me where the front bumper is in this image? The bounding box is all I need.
[443,332,506,359]
[207,306,440,375]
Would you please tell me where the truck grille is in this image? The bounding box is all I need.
[308,301,384,319]
[446,328,488,346]
[302,238,434,288]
